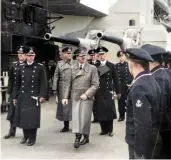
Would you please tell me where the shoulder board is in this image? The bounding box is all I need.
[38,63,43,66]
[13,61,18,64]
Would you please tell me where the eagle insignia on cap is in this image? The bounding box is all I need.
[19,48,23,52]
[100,49,103,52]
[68,49,72,52]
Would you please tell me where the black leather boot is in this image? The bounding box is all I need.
[80,135,89,145]
[4,132,15,139]
[74,134,82,148]
[20,137,28,144]
[60,121,69,132]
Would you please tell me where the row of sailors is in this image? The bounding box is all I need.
[3,44,171,159]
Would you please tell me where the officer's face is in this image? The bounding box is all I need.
[64,52,72,60]
[26,55,35,63]
[90,54,97,61]
[99,53,107,61]
[77,55,87,63]
[18,53,26,62]
[119,54,126,62]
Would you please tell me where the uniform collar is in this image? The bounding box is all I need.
[120,61,126,64]
[135,70,150,80]
[26,61,34,66]
[151,65,164,73]
[130,70,151,87]
[100,60,107,66]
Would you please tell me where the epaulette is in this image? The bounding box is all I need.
[38,63,43,66]
[13,61,18,64]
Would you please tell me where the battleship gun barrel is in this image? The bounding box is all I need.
[96,33,124,45]
[44,33,80,46]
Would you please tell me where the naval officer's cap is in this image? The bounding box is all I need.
[88,49,97,55]
[25,47,36,55]
[74,47,87,57]
[126,48,154,62]
[17,45,25,54]
[96,46,108,54]
[62,46,72,53]
[117,50,126,57]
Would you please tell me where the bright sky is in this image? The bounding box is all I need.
[80,0,118,15]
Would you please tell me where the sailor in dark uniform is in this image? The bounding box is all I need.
[163,51,171,79]
[96,46,120,137]
[13,46,47,146]
[88,49,100,123]
[115,51,132,122]
[4,46,26,139]
[125,48,162,159]
[141,44,171,158]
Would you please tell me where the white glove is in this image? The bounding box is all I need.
[80,94,87,101]
[55,96,58,104]
[62,99,68,105]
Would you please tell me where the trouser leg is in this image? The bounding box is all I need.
[100,121,108,133]
[9,121,16,135]
[29,129,37,142]
[118,95,126,118]
[107,120,113,133]
[23,129,29,138]
[64,121,69,128]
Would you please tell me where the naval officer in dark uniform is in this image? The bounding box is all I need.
[4,46,26,139]
[141,44,171,158]
[125,48,162,159]
[115,51,132,122]
[88,49,100,123]
[96,46,120,137]
[13,46,47,146]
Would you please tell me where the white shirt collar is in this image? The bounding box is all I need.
[100,60,107,66]
[19,61,24,64]
[92,60,96,64]
[27,61,34,65]
[79,63,85,68]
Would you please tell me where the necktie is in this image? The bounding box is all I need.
[80,65,82,70]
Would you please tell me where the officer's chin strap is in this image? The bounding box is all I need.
[31,96,39,106]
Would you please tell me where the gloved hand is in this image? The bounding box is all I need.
[62,99,68,105]
[55,96,58,104]
[117,94,121,100]
[13,99,17,106]
[53,91,57,95]
[80,94,87,101]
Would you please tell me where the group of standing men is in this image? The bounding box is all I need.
[3,42,171,159]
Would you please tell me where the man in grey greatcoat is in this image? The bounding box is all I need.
[53,46,73,132]
[62,47,99,149]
